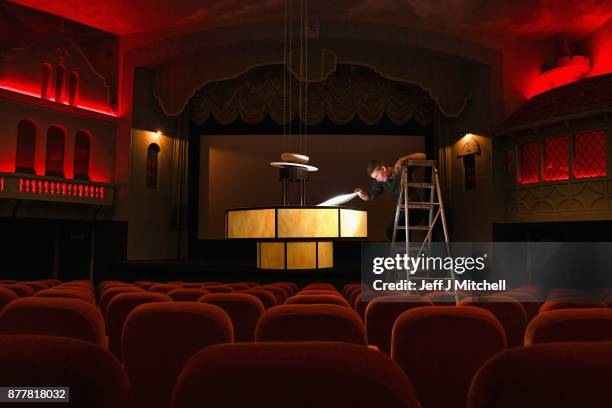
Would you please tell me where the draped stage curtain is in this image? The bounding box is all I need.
[189,64,440,127]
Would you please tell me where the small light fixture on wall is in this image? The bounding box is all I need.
[457,133,481,191]
[152,129,163,142]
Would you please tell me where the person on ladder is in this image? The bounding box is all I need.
[354,153,427,241]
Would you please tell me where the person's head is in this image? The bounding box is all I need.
[367,160,391,182]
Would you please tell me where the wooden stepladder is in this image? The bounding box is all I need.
[391,159,457,302]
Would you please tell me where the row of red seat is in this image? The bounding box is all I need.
[1,335,611,408]
[2,279,612,407]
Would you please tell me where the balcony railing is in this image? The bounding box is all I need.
[0,172,113,206]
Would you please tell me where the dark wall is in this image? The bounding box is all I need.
[0,218,127,282]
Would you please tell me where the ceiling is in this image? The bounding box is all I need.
[9,0,612,41]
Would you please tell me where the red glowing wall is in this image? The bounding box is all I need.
[519,142,539,184]
[574,130,607,178]
[543,136,569,181]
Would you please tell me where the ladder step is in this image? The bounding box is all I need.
[403,159,437,167]
[396,226,431,231]
[399,202,439,209]
[406,182,434,188]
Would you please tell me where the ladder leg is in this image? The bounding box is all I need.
[433,168,457,303]
[403,169,409,254]
[391,184,403,243]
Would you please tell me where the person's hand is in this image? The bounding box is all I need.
[394,159,405,174]
[354,188,369,201]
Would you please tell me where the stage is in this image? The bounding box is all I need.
[107,240,364,288]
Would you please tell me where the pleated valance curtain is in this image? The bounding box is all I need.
[190,64,441,127]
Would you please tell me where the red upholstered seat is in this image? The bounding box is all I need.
[149,283,182,294]
[365,295,432,353]
[285,294,351,307]
[343,282,361,297]
[43,279,61,287]
[539,298,605,313]
[99,286,145,320]
[200,284,234,293]
[349,287,363,308]
[35,288,96,304]
[468,342,612,408]
[0,335,131,408]
[355,293,369,321]
[0,297,105,347]
[227,283,250,291]
[167,288,210,302]
[20,281,50,292]
[122,302,233,408]
[241,281,260,288]
[98,281,127,292]
[505,290,541,322]
[424,290,464,305]
[278,281,298,293]
[302,282,338,292]
[460,295,528,347]
[547,288,588,299]
[296,289,343,297]
[180,282,204,289]
[0,287,18,311]
[106,292,173,360]
[243,288,278,309]
[133,281,155,290]
[392,306,506,408]
[259,285,289,303]
[171,342,420,408]
[255,304,367,345]
[1,283,35,297]
[199,293,265,342]
[525,308,612,345]
[273,282,297,296]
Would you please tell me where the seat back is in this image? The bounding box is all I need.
[149,284,182,294]
[256,304,367,345]
[99,286,144,319]
[167,288,210,302]
[468,342,612,408]
[460,295,527,347]
[243,288,277,309]
[285,294,350,307]
[539,298,606,313]
[106,292,172,359]
[0,335,131,408]
[122,302,233,408]
[365,295,432,353]
[525,308,612,345]
[0,287,18,311]
[1,283,35,297]
[0,297,105,346]
[302,283,337,292]
[392,306,506,408]
[200,293,265,342]
[35,288,95,304]
[171,342,420,408]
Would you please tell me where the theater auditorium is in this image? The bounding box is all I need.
[1,1,612,407]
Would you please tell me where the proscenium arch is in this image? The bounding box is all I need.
[126,20,500,118]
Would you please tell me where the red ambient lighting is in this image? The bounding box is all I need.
[18,178,105,200]
[540,56,591,89]
[0,82,117,117]
[574,130,607,178]
[543,136,569,181]
[519,142,539,184]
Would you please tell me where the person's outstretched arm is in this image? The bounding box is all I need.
[394,152,426,173]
